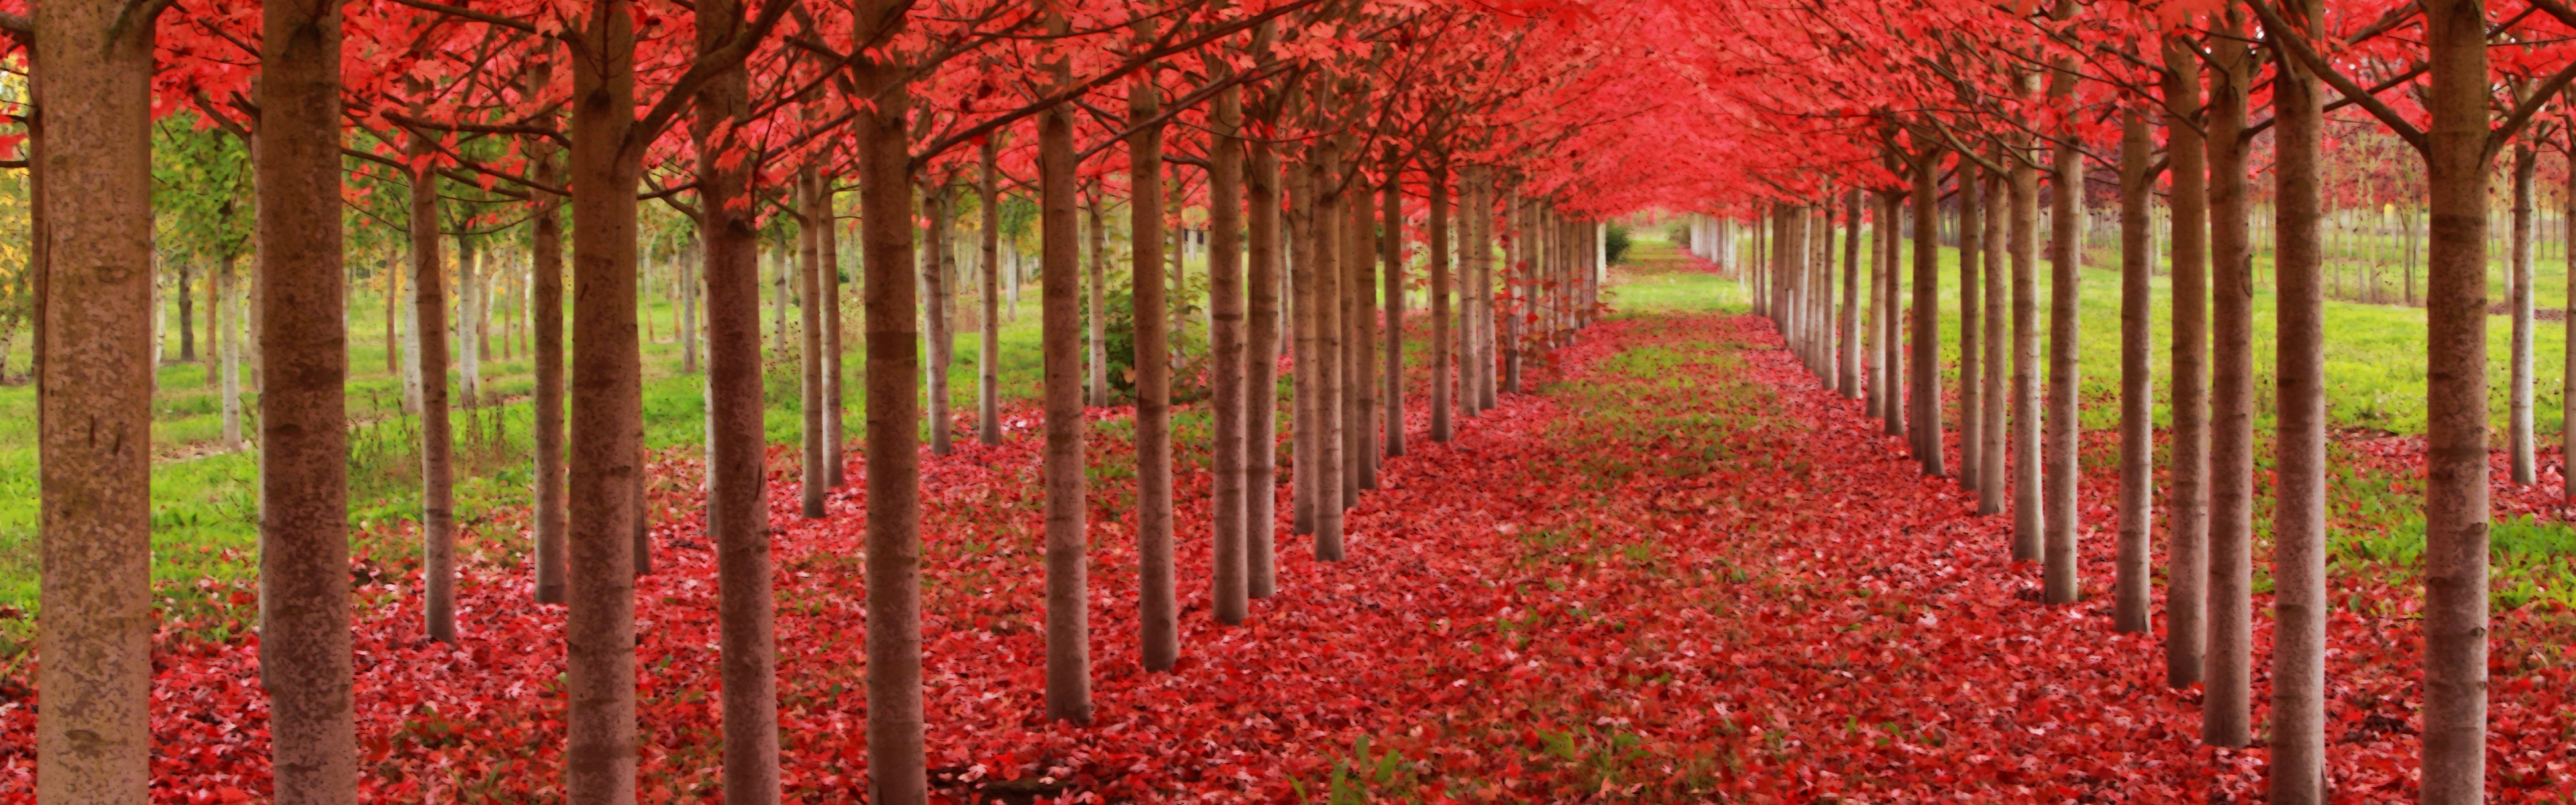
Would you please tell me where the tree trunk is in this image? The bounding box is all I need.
[1501,191,1521,395]
[2203,23,2255,749]
[219,254,244,451]
[458,235,482,407]
[1842,190,1865,400]
[2418,1,2496,798]
[407,113,457,645]
[1430,156,1452,441]
[1980,167,2006,517]
[1314,148,1348,560]
[2009,138,2042,561]
[1867,197,1886,420]
[529,60,568,607]
[682,233,700,374]
[799,166,827,521]
[2161,38,2211,689]
[1957,168,1982,488]
[1350,157,1379,492]
[1246,127,1282,600]
[1471,169,1497,413]
[564,5,643,800]
[246,4,356,803]
[1129,78,1177,673]
[1381,146,1405,459]
[924,184,954,456]
[855,38,928,802]
[1034,46,1093,729]
[2510,144,2536,483]
[2115,107,2153,633]
[822,201,846,490]
[2268,5,2328,796]
[178,260,197,362]
[1289,160,1316,538]
[2043,69,2083,603]
[1880,192,1905,435]
[2564,134,2575,504]
[1209,83,1248,625]
[1913,151,1945,478]
[979,138,1003,446]
[33,1,157,797]
[1086,195,1108,407]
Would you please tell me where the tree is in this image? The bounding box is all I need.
[1130,53,1177,674]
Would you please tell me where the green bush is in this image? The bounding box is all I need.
[1099,268,1211,404]
[1605,223,1632,265]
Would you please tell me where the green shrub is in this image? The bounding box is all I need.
[1605,223,1632,265]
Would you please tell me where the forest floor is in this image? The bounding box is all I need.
[4,254,2575,803]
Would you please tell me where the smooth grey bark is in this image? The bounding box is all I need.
[2510,144,2536,483]
[2043,78,2083,603]
[409,115,457,645]
[1086,195,1108,408]
[1840,190,1863,399]
[2009,140,2042,561]
[1980,168,2007,518]
[924,184,955,456]
[529,82,568,606]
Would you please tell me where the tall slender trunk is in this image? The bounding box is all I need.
[2161,38,2211,689]
[529,60,568,606]
[1350,158,1379,492]
[34,1,158,797]
[681,235,700,374]
[1866,197,1886,420]
[854,37,928,802]
[1036,42,1093,726]
[458,234,482,407]
[1979,168,2006,517]
[1472,170,1497,413]
[258,3,356,800]
[1381,146,1406,458]
[823,197,845,489]
[1129,78,1177,672]
[1209,83,1248,625]
[798,167,827,521]
[1957,168,1982,487]
[564,4,643,800]
[2114,107,2154,633]
[1246,129,1282,600]
[1880,192,1904,435]
[1086,195,1108,407]
[219,255,244,450]
[2418,1,2496,798]
[2509,144,2536,483]
[2202,22,2255,748]
[924,185,954,455]
[1313,148,1348,560]
[979,138,1003,446]
[177,261,197,362]
[1912,151,1945,478]
[1289,160,1316,537]
[2042,60,2083,603]
[408,115,456,644]
[1430,156,1453,441]
[1501,191,1521,395]
[2268,4,2328,796]
[2009,138,2042,561]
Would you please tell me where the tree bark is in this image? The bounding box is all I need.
[1980,167,2007,517]
[924,184,954,456]
[798,168,827,521]
[1381,146,1406,458]
[1313,148,1348,559]
[1912,151,1945,478]
[408,111,457,645]
[822,207,845,488]
[529,83,568,605]
[979,138,1004,446]
[258,2,356,800]
[696,1,781,798]
[458,235,482,407]
[1289,160,1316,537]
[1430,156,1452,441]
[2043,70,2083,603]
[2009,138,2042,561]
[1209,83,1248,626]
[34,1,158,798]
[2510,144,2536,484]
[2419,1,2496,798]
[855,38,929,801]
[2202,22,2255,749]
[1246,128,1282,600]
[565,3,643,800]
[1086,194,1108,408]
[1350,156,1379,492]
[219,255,244,451]
[1957,168,1982,488]
[1034,42,1093,726]
[2268,3,2328,796]
[1129,77,1177,672]
[2115,107,2153,633]
[2161,38,2211,689]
